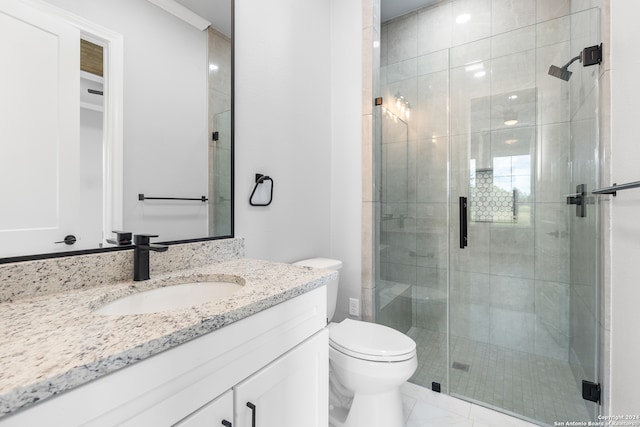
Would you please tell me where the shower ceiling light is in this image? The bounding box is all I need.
[456,13,471,24]
[474,71,486,78]
[504,119,518,126]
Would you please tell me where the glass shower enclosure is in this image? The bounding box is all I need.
[374,2,601,425]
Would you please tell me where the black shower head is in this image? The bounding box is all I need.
[548,45,603,82]
[548,53,582,81]
[548,64,572,81]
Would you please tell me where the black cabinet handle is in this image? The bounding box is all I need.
[54,234,76,245]
[459,197,468,249]
[246,402,256,427]
[221,420,232,427]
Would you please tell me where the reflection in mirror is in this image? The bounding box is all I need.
[0,0,232,261]
[206,22,233,237]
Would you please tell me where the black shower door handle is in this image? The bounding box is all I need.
[459,197,468,249]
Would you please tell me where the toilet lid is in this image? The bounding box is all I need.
[329,319,416,362]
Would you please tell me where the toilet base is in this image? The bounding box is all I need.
[330,387,405,427]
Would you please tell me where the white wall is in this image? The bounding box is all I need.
[608,0,640,414]
[329,0,363,321]
[234,0,332,262]
[43,0,209,242]
[234,0,364,322]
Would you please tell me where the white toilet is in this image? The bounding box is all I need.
[294,258,417,427]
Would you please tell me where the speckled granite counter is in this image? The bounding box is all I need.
[0,257,335,418]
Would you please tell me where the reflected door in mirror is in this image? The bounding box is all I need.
[0,0,83,257]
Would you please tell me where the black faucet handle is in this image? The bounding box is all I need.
[134,234,160,245]
[107,230,132,245]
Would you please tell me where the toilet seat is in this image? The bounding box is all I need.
[329,319,416,362]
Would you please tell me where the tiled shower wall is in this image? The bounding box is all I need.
[376,1,602,362]
[360,0,379,323]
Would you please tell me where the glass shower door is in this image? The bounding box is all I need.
[375,64,450,392]
[448,11,600,425]
[376,105,415,338]
[567,7,601,423]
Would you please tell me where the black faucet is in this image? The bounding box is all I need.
[133,234,168,281]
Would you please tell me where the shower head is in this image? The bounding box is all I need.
[547,45,603,81]
[548,64,572,81]
[548,53,583,81]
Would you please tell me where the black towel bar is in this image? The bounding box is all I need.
[138,193,208,202]
[592,180,640,196]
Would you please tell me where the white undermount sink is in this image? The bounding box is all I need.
[94,281,243,315]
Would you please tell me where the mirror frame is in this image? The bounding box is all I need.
[0,1,234,265]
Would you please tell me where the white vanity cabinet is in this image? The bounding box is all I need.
[175,329,327,427]
[234,329,327,427]
[0,287,327,427]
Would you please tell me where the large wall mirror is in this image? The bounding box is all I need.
[0,0,233,261]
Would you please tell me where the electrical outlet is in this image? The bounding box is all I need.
[348,298,360,317]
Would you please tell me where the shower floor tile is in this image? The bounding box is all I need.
[407,327,592,426]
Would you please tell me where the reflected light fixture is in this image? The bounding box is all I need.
[466,62,486,78]
[456,13,471,24]
[209,63,219,71]
[504,94,519,125]
[504,109,518,126]
[465,62,484,72]
[392,93,412,121]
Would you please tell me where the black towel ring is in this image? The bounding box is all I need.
[249,174,274,206]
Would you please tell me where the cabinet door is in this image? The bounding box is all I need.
[234,329,328,427]
[174,389,233,427]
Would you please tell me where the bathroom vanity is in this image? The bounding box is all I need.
[0,241,333,426]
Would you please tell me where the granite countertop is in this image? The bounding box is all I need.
[0,258,335,418]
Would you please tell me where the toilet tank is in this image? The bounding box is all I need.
[293,258,342,321]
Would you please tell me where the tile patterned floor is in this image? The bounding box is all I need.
[407,327,592,426]
[402,382,539,427]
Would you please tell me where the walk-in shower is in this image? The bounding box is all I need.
[373,2,602,426]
